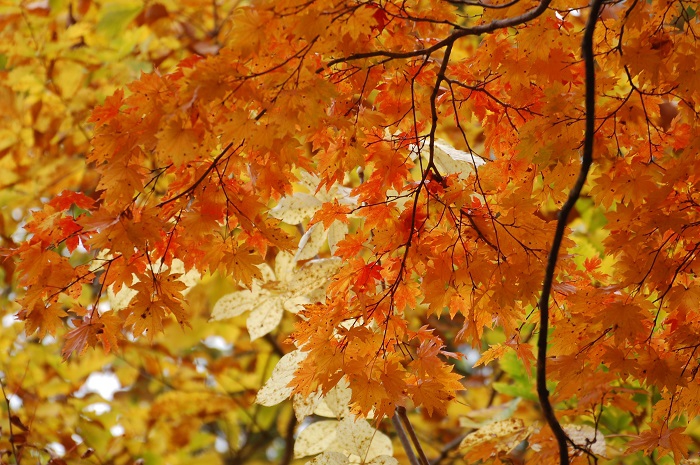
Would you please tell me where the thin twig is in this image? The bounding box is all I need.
[535,1,604,464]
[430,431,466,465]
[157,141,239,208]
[1,379,21,465]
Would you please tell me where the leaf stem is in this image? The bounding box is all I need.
[535,1,604,464]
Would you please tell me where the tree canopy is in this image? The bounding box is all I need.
[2,0,700,464]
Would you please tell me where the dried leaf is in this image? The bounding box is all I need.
[256,349,307,406]
[294,420,339,458]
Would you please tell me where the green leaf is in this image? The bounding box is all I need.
[96,2,143,38]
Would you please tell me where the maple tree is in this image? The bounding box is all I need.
[2,0,700,463]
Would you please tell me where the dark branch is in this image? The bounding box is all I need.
[279,413,297,465]
[326,0,552,67]
[398,406,430,465]
[1,379,21,465]
[393,409,421,465]
[535,1,604,465]
[157,141,239,208]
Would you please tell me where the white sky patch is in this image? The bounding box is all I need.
[76,371,121,400]
[8,393,22,410]
[464,347,481,368]
[47,442,66,457]
[110,424,125,437]
[11,208,23,222]
[203,335,232,351]
[215,436,229,453]
[194,357,208,373]
[83,402,111,415]
[2,313,17,327]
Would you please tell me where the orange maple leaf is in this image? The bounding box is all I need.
[407,375,459,417]
[310,199,351,229]
[62,317,100,360]
[88,89,124,126]
[627,426,690,465]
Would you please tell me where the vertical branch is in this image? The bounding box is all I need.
[397,406,430,465]
[1,379,21,465]
[392,409,421,465]
[279,414,297,465]
[535,1,604,464]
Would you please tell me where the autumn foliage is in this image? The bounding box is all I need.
[2,0,700,463]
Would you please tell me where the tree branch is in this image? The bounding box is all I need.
[1,379,21,465]
[430,432,466,465]
[157,140,240,208]
[393,409,421,465]
[397,406,430,465]
[535,1,604,464]
[279,413,297,465]
[326,0,552,67]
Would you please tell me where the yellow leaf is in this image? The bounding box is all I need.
[210,289,258,321]
[314,378,352,419]
[305,451,349,465]
[332,415,393,462]
[296,222,326,261]
[294,420,339,458]
[459,419,530,461]
[256,349,307,407]
[563,424,606,457]
[246,292,284,340]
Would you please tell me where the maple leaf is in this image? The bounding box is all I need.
[62,317,100,360]
[406,378,451,417]
[211,253,341,339]
[627,426,690,465]
[349,373,389,418]
[474,343,509,368]
[48,190,95,211]
[460,419,535,463]
[96,311,123,354]
[88,89,124,126]
[271,171,357,258]
[256,349,308,407]
[353,263,383,292]
[9,0,700,461]
[310,199,352,229]
[22,300,67,339]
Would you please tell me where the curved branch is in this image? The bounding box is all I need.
[535,1,604,464]
[156,141,239,208]
[326,0,552,67]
